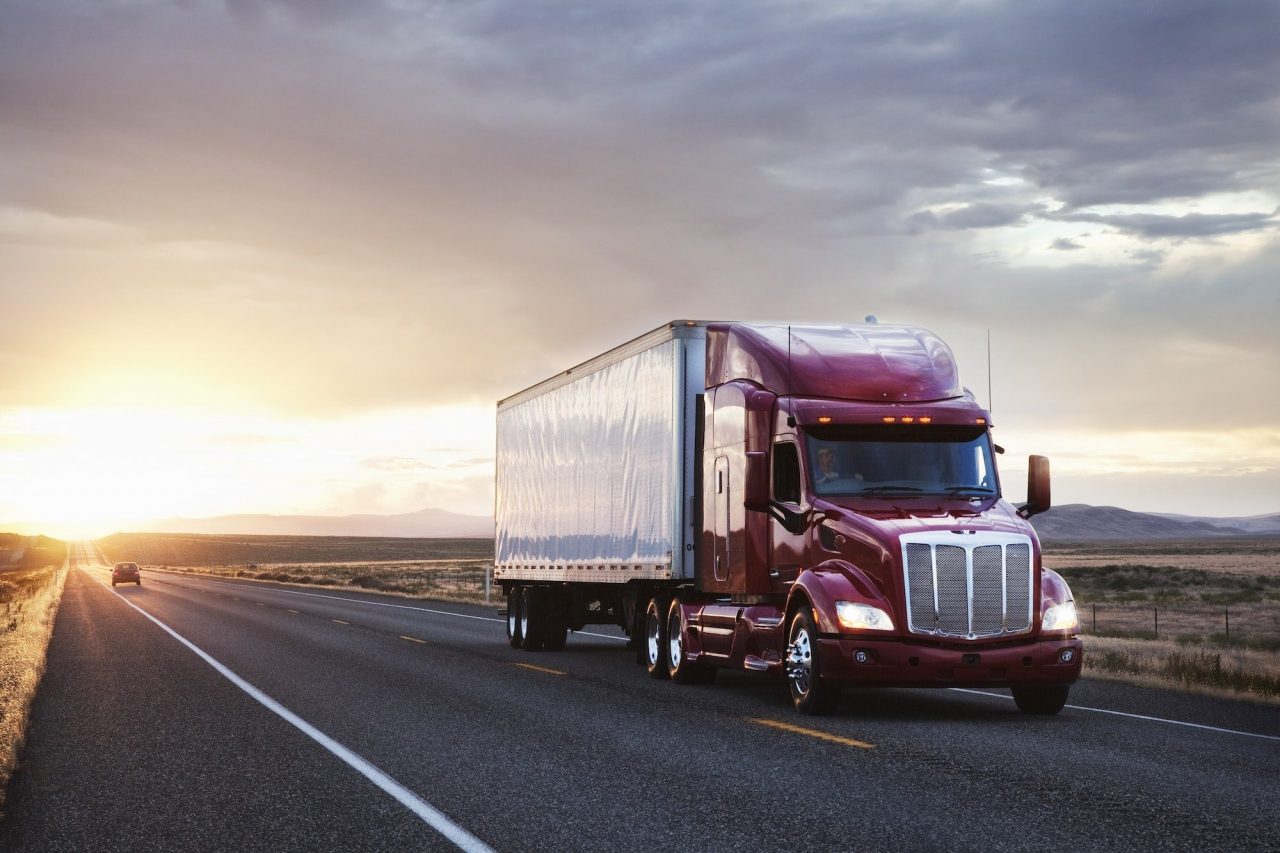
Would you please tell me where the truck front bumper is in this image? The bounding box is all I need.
[818,636,1082,687]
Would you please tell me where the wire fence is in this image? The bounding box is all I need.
[1080,601,1280,646]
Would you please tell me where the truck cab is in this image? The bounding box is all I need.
[678,322,1080,713]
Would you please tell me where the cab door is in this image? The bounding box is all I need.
[768,440,806,590]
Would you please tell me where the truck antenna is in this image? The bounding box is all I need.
[986,328,993,412]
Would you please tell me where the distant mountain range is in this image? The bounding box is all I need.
[1030,504,1280,542]
[137,507,492,539]
[4,504,1278,543]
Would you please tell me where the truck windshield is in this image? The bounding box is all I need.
[805,424,997,498]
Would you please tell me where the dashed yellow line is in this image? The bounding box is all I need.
[331,619,350,626]
[515,662,567,677]
[749,718,875,749]
[400,635,427,644]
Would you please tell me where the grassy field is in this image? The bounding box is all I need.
[98,533,495,603]
[1046,537,1280,704]
[0,541,68,814]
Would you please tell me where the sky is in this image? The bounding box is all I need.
[1,0,1278,537]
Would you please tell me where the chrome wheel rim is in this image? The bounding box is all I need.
[787,626,813,696]
[507,606,517,638]
[668,612,683,669]
[519,602,529,640]
[646,611,660,666]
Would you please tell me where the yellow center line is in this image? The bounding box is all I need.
[749,718,875,749]
[515,662,567,676]
[331,619,350,625]
[400,635,427,644]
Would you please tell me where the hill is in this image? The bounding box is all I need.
[1029,504,1258,542]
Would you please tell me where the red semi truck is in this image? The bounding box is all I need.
[495,320,1081,715]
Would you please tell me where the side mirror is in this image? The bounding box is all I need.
[1020,455,1051,519]
[744,450,770,511]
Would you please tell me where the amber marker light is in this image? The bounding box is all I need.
[882,416,896,423]
[976,417,987,425]
[901,416,915,423]
[919,416,932,424]
[817,416,832,424]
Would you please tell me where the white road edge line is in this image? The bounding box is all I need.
[158,571,630,642]
[80,568,495,853]
[950,688,1280,742]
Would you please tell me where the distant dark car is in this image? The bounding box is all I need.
[112,562,141,587]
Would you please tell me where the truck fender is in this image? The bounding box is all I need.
[787,560,893,637]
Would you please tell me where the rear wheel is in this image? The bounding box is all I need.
[1012,684,1070,715]
[666,599,715,685]
[644,596,670,679]
[507,587,523,649]
[786,608,841,715]
[136,579,141,586]
[520,586,547,651]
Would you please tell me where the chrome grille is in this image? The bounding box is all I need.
[901,534,1034,639]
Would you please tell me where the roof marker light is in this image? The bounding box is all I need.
[919,416,932,424]
[901,416,915,424]
[882,416,896,424]
[817,416,832,424]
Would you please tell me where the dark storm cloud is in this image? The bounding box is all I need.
[1046,208,1279,239]
[0,0,1277,429]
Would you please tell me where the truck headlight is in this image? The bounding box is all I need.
[1042,601,1079,632]
[836,601,894,632]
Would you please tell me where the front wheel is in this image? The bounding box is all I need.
[1012,684,1070,715]
[786,608,841,715]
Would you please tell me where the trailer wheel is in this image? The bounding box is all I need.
[521,587,547,651]
[507,587,523,649]
[543,589,568,652]
[644,597,670,679]
[786,608,841,715]
[667,599,715,685]
[1011,684,1070,715]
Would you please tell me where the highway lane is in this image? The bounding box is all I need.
[3,546,1279,851]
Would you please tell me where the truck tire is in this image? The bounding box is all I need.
[507,587,524,649]
[521,587,547,651]
[543,589,568,652]
[666,599,715,685]
[644,596,670,679]
[1011,684,1070,715]
[786,608,841,715]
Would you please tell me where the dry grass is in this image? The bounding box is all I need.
[0,560,69,814]
[1083,635,1280,705]
[154,561,496,605]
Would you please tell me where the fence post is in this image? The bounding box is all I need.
[1225,606,1229,641]
[1154,605,1158,639]
[484,566,491,604]
[1092,603,1097,634]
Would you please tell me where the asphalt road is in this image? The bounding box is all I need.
[3,543,1278,852]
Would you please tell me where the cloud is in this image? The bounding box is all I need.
[1046,208,1280,239]
[1049,237,1084,251]
[907,203,1045,232]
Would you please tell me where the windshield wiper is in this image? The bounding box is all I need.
[943,486,996,496]
[858,485,924,494]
